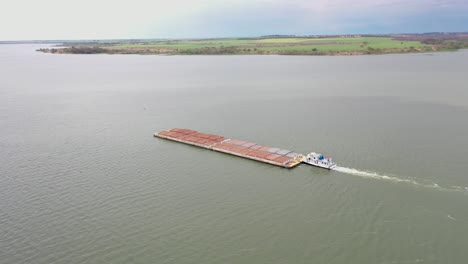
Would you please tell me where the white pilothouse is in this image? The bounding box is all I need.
[303,152,337,170]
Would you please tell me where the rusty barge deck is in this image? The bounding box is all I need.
[154,128,304,168]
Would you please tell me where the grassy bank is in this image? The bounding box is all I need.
[38,35,468,55]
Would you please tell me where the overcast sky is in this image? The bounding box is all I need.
[1,0,467,40]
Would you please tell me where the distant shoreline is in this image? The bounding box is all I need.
[36,33,468,56]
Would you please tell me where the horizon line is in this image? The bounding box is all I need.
[1,31,467,43]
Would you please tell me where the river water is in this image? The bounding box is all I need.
[1,44,468,264]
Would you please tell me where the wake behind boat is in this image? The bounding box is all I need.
[303,152,337,170]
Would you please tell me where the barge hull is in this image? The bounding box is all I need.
[154,128,304,168]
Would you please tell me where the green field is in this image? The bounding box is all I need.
[41,35,468,55]
[257,37,423,51]
[106,37,426,54]
[107,39,255,50]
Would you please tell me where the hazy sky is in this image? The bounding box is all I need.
[1,0,467,40]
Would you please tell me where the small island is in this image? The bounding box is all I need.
[38,33,468,56]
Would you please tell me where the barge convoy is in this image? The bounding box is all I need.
[154,128,337,170]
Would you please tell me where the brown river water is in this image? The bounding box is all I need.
[1,44,468,264]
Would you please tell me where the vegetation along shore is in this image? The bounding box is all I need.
[38,33,468,56]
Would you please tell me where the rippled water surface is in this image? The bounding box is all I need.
[1,45,468,264]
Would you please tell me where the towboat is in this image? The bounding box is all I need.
[303,152,337,170]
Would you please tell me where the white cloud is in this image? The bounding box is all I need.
[0,0,466,40]
[0,0,222,40]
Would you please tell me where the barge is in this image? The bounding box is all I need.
[154,128,336,169]
[154,128,304,168]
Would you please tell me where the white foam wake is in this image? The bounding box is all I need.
[332,166,462,191]
[333,166,417,184]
